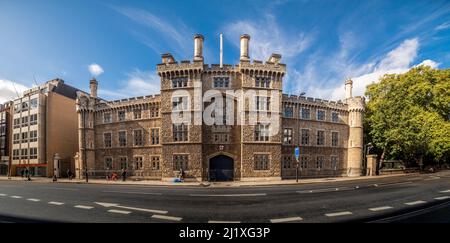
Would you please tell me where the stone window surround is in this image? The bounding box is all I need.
[316,155,325,170]
[331,130,339,147]
[300,107,311,120]
[173,124,189,142]
[331,111,340,123]
[172,95,190,111]
[212,76,230,88]
[300,128,310,146]
[316,129,325,146]
[253,152,271,171]
[316,109,326,121]
[150,127,160,145]
[117,110,126,122]
[103,112,112,124]
[104,156,113,170]
[133,155,144,170]
[133,129,144,147]
[173,153,189,171]
[299,154,310,169]
[283,127,293,145]
[119,156,128,170]
[118,130,127,147]
[282,155,293,169]
[151,155,161,170]
[103,131,112,148]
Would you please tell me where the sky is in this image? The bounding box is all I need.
[1,0,450,103]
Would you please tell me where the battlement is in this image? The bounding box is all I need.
[239,60,286,74]
[282,94,347,110]
[156,59,204,74]
[346,96,365,111]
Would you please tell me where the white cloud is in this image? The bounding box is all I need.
[435,22,450,31]
[415,59,440,69]
[223,14,312,61]
[0,79,29,103]
[88,63,104,77]
[112,6,197,59]
[321,38,440,101]
[98,69,160,100]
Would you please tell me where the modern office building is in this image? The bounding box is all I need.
[76,34,365,182]
[0,102,12,175]
[10,79,80,177]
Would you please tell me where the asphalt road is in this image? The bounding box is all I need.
[0,171,449,223]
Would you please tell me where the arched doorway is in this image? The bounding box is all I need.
[209,155,234,181]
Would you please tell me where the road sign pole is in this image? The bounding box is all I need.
[294,147,300,183]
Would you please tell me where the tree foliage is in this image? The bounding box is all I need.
[365,66,450,165]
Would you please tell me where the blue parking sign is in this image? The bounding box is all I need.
[294,147,300,160]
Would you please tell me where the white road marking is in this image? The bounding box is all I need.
[48,201,64,206]
[270,217,303,223]
[44,187,79,191]
[439,189,450,193]
[102,191,162,196]
[10,196,22,199]
[376,181,413,187]
[297,187,354,194]
[0,193,7,196]
[405,200,426,206]
[208,220,241,223]
[325,211,353,217]
[424,177,440,181]
[369,206,393,211]
[94,202,168,214]
[74,205,94,209]
[152,214,182,222]
[434,196,450,200]
[189,193,266,197]
[108,209,132,215]
[27,198,41,202]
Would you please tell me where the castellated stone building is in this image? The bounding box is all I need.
[75,34,365,182]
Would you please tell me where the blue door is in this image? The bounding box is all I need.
[209,155,234,181]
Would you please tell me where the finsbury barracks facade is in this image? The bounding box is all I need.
[75,34,365,182]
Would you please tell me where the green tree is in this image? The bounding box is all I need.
[365,66,450,168]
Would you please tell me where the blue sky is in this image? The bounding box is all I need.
[1,0,449,102]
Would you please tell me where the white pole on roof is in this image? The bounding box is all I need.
[220,33,223,68]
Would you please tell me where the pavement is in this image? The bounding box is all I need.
[0,170,449,223]
[0,172,422,187]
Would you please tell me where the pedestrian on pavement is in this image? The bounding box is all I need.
[121,168,127,181]
[26,168,31,181]
[25,168,29,181]
[20,169,24,179]
[53,168,57,182]
[67,169,72,180]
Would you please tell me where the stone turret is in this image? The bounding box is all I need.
[345,78,353,99]
[346,86,365,176]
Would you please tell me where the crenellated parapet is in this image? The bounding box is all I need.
[346,96,365,112]
[156,59,204,77]
[94,94,161,113]
[239,59,286,77]
[282,94,348,112]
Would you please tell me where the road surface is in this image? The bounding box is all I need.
[0,171,449,223]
